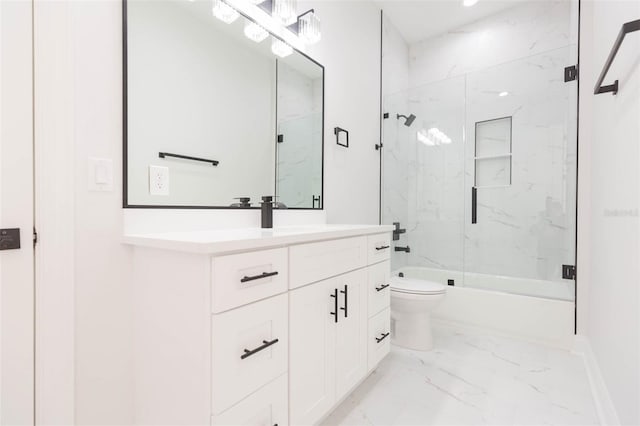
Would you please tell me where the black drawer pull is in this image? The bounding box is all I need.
[375,245,390,251]
[241,338,279,360]
[376,332,390,343]
[240,271,279,283]
[340,285,348,318]
[330,288,338,323]
[375,283,390,292]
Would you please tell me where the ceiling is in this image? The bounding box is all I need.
[374,0,527,44]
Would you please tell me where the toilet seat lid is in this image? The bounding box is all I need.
[390,276,446,295]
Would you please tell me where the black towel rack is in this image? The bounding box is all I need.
[158,152,219,166]
[594,19,640,95]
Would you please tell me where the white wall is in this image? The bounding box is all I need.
[35,0,382,424]
[301,0,382,225]
[578,1,640,424]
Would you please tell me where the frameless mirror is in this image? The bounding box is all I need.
[124,0,324,209]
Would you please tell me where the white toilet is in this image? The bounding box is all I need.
[390,276,447,351]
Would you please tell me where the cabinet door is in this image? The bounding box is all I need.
[334,269,368,399]
[212,374,288,426]
[289,279,337,425]
[368,261,391,317]
[211,293,288,414]
[368,308,391,371]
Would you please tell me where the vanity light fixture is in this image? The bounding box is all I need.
[272,0,297,25]
[254,0,320,45]
[499,91,509,97]
[212,0,240,23]
[463,0,479,6]
[213,0,321,53]
[244,20,269,42]
[288,9,321,45]
[271,37,293,57]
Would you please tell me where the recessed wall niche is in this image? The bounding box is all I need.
[474,116,512,187]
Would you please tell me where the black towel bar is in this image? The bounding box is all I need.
[158,152,219,166]
[594,19,640,95]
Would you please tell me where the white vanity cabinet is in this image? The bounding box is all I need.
[289,236,391,425]
[126,225,392,426]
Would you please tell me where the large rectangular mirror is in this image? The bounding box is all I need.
[123,0,324,209]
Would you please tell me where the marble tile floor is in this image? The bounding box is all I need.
[322,324,599,426]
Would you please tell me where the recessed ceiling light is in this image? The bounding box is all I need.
[498,91,509,97]
[463,0,479,7]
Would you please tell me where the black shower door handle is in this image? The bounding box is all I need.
[471,186,477,224]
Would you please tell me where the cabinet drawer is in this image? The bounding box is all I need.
[368,308,391,371]
[368,261,391,317]
[212,248,288,313]
[289,237,367,289]
[211,294,288,414]
[367,233,391,265]
[212,374,288,426]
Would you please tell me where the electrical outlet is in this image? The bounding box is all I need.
[149,165,169,196]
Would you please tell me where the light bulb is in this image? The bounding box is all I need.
[212,0,239,24]
[271,38,293,58]
[498,91,509,97]
[244,20,269,42]
[299,11,321,44]
[273,0,297,25]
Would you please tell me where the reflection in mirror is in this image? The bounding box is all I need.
[124,0,323,209]
[276,58,323,209]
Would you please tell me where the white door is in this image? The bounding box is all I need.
[289,279,336,425]
[0,1,35,424]
[334,269,368,399]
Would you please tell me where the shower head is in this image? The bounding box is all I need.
[397,113,416,127]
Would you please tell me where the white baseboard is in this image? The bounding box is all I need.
[573,335,620,426]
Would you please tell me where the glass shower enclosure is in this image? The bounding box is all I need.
[381,1,579,301]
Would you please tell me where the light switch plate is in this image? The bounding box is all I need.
[88,157,113,192]
[149,165,169,196]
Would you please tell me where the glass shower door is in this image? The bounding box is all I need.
[382,77,466,284]
[463,47,578,301]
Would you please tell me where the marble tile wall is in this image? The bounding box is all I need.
[382,1,579,287]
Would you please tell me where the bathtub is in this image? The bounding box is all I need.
[394,266,575,301]
[392,266,576,348]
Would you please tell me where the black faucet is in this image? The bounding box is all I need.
[230,197,251,208]
[392,222,406,241]
[395,246,410,253]
[261,195,274,229]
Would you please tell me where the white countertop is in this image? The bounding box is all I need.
[123,224,393,255]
